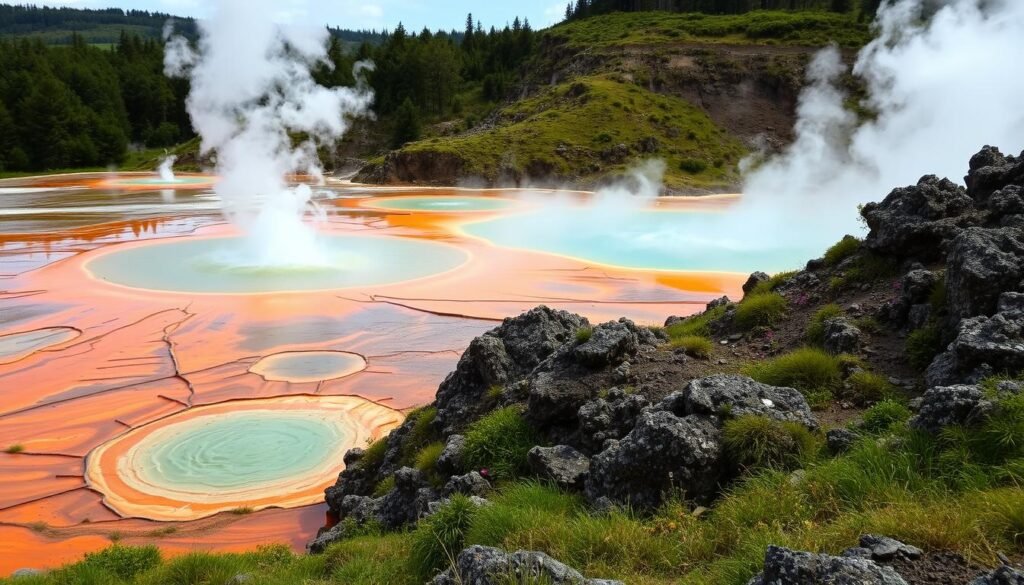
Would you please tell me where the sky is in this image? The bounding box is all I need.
[32,0,570,31]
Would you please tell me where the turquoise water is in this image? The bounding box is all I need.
[86,234,468,293]
[135,412,343,491]
[369,196,515,212]
[464,210,814,273]
[252,351,365,382]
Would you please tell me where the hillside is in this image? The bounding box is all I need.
[354,10,867,192]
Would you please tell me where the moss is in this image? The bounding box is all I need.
[805,304,844,345]
[671,335,713,359]
[575,326,593,344]
[734,292,788,330]
[823,235,861,267]
[462,407,540,480]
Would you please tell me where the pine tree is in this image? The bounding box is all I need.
[391,97,421,147]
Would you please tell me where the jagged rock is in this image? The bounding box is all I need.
[661,375,818,429]
[826,428,859,454]
[1000,292,1024,312]
[376,467,435,529]
[970,565,1024,585]
[586,411,722,509]
[823,318,862,355]
[926,310,1024,386]
[528,445,590,490]
[743,272,770,295]
[989,185,1024,217]
[852,534,923,561]
[576,389,649,452]
[907,304,932,330]
[966,146,1024,206]
[10,569,43,579]
[342,447,365,467]
[902,269,940,305]
[909,385,985,433]
[425,495,490,517]
[435,306,588,434]
[862,175,977,261]
[945,227,1024,319]
[707,295,732,311]
[574,318,658,367]
[436,434,466,475]
[746,545,909,585]
[442,471,491,497]
[431,545,623,585]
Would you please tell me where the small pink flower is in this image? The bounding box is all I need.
[480,468,490,479]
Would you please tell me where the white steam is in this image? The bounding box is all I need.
[157,155,177,182]
[740,0,1024,249]
[164,0,373,267]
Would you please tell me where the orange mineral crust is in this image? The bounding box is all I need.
[0,179,752,573]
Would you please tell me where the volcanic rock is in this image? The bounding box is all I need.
[945,227,1024,320]
[970,565,1024,585]
[431,545,623,585]
[436,434,466,475]
[909,385,985,433]
[743,271,770,295]
[528,445,590,490]
[661,374,818,429]
[926,309,1024,386]
[576,388,649,452]
[822,318,862,355]
[442,471,491,498]
[826,428,860,454]
[746,545,909,585]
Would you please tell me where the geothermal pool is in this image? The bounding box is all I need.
[0,173,808,574]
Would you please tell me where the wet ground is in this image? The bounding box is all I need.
[0,172,749,573]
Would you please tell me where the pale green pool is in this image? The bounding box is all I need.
[367,196,515,212]
[85,234,468,293]
[134,411,345,491]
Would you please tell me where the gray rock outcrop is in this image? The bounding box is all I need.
[431,545,624,585]
[746,545,909,585]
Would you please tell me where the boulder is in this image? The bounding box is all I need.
[826,428,859,454]
[706,295,732,311]
[746,545,908,585]
[586,411,723,509]
[901,269,940,305]
[965,146,1024,206]
[945,227,1024,319]
[576,388,649,452]
[861,175,977,261]
[661,375,818,429]
[376,467,435,529]
[926,310,1024,386]
[431,545,623,585]
[573,318,659,367]
[970,565,1024,585]
[743,272,770,295]
[823,318,862,355]
[435,306,588,434]
[442,471,491,498]
[528,445,590,490]
[10,569,43,579]
[909,385,985,433]
[848,535,923,562]
[436,434,466,475]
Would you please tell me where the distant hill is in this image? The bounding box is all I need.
[0,4,384,47]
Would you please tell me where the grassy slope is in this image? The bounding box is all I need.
[400,75,746,191]
[547,10,870,49]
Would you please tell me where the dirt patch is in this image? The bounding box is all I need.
[882,551,989,585]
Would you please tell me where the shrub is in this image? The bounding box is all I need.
[843,371,895,405]
[462,407,539,480]
[860,399,911,433]
[723,416,820,472]
[806,304,844,345]
[742,347,842,396]
[575,326,593,344]
[680,158,708,174]
[823,235,861,267]
[81,545,162,580]
[409,495,478,580]
[671,335,713,358]
[906,324,944,370]
[734,292,787,330]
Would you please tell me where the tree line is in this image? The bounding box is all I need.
[564,0,879,18]
[0,33,191,172]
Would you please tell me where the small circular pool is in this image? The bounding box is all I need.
[250,351,366,383]
[84,234,469,294]
[363,196,517,213]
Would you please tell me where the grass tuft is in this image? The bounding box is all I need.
[671,335,713,359]
[665,305,727,339]
[906,324,945,370]
[723,416,821,472]
[843,370,895,406]
[860,399,912,433]
[734,292,788,330]
[415,441,445,476]
[409,495,478,581]
[742,347,841,400]
[823,235,861,267]
[806,304,844,345]
[462,407,539,480]
[4,444,25,454]
[575,326,593,344]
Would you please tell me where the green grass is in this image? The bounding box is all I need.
[748,271,797,296]
[360,435,390,469]
[373,476,396,498]
[734,292,788,330]
[805,304,844,345]
[671,335,714,358]
[742,347,842,407]
[828,252,900,292]
[723,416,821,472]
[843,371,895,406]
[666,305,727,339]
[860,399,911,434]
[462,407,540,480]
[822,236,861,267]
[547,10,870,49]
[409,495,478,581]
[906,324,945,371]
[4,444,24,454]
[415,441,445,477]
[388,75,747,191]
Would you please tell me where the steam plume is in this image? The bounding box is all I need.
[164,0,373,266]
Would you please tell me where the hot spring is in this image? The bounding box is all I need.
[84,234,470,294]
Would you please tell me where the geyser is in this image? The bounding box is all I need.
[164,0,373,267]
[157,155,177,182]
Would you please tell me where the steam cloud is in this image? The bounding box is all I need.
[740,0,1024,250]
[164,0,373,266]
